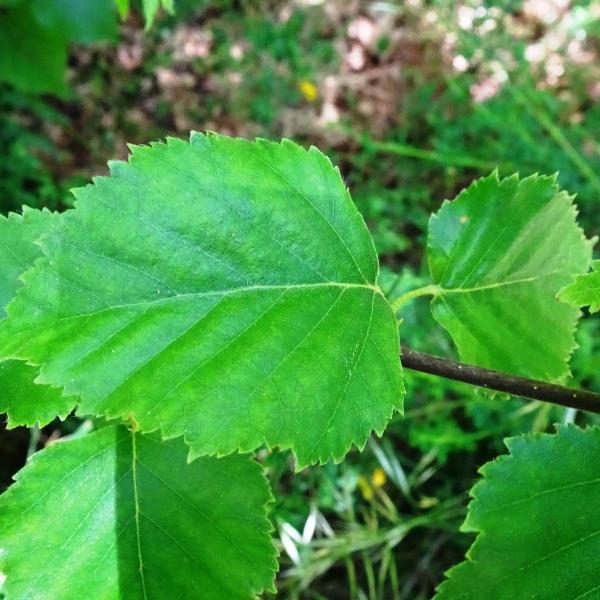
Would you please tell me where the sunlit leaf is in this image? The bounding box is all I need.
[427,172,592,381]
[559,260,600,313]
[0,133,404,467]
[0,209,72,427]
[0,425,277,599]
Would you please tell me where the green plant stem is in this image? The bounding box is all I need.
[400,347,600,414]
[390,284,440,312]
[338,124,506,170]
[346,556,358,600]
[361,138,499,171]
[363,551,377,600]
[27,425,40,458]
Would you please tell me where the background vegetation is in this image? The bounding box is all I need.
[1,0,599,598]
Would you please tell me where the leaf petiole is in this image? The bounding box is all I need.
[390,284,440,312]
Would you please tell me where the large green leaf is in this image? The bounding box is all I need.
[559,260,600,313]
[0,209,72,427]
[0,425,277,599]
[435,426,600,599]
[0,4,68,95]
[0,133,404,467]
[427,172,592,381]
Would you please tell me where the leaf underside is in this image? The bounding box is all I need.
[0,208,73,427]
[559,260,600,313]
[435,426,600,600]
[0,133,404,467]
[427,172,592,382]
[0,425,277,599]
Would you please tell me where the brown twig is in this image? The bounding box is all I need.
[400,346,600,414]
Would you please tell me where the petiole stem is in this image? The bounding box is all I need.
[390,284,440,312]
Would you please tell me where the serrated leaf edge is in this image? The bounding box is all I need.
[434,425,600,598]
[0,133,404,468]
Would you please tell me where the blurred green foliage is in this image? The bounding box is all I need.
[0,0,119,94]
[0,91,66,211]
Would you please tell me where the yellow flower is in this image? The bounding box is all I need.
[358,468,387,501]
[298,80,318,102]
[418,496,439,509]
[357,475,374,500]
[371,467,387,488]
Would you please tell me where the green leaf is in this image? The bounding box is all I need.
[0,360,72,427]
[0,0,23,7]
[0,425,277,598]
[0,133,404,467]
[115,0,174,25]
[0,4,68,95]
[0,208,58,318]
[435,425,600,599]
[160,0,175,13]
[142,0,174,29]
[559,260,600,313]
[114,0,129,19]
[427,172,592,381]
[0,208,73,427]
[32,0,119,44]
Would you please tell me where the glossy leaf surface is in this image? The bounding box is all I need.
[0,133,404,467]
[428,172,592,381]
[0,425,277,599]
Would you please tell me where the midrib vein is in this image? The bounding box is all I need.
[131,430,148,600]
[56,281,381,322]
[439,275,540,295]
